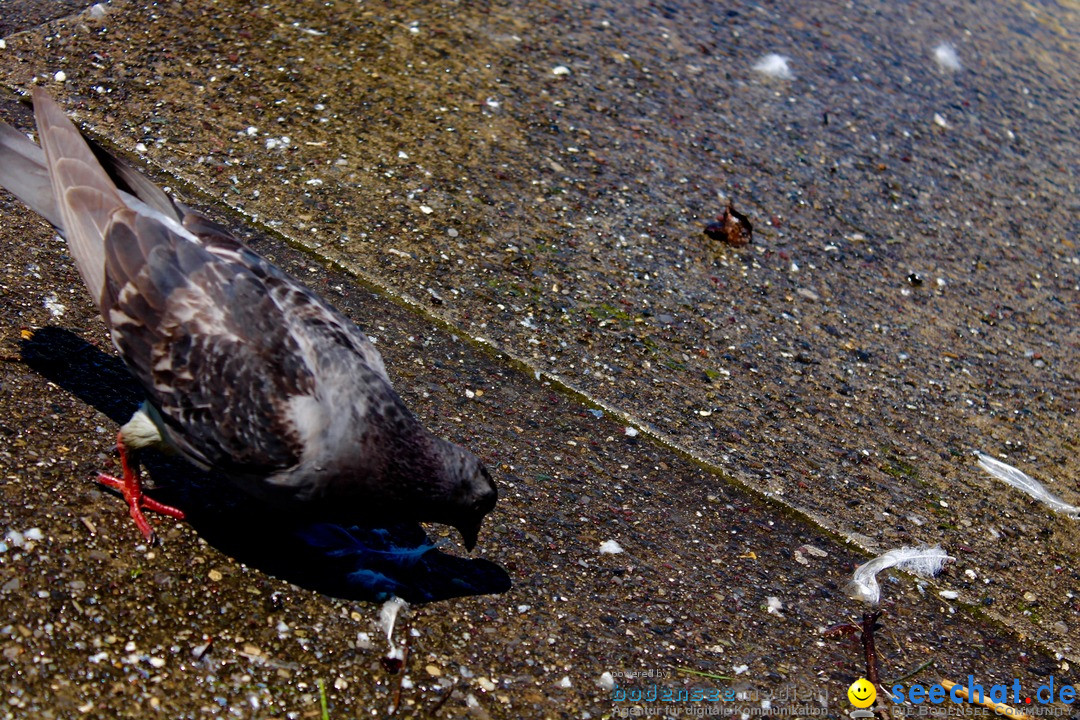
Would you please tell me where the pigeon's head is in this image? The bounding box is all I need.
[433,442,497,551]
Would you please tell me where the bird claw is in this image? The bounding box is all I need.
[96,432,186,543]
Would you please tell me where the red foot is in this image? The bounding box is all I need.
[96,431,186,542]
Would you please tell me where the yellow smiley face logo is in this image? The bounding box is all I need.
[848,678,877,708]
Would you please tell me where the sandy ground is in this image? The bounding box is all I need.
[0,0,1077,718]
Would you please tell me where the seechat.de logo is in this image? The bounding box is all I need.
[889,677,1076,706]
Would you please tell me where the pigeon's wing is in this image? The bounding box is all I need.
[103,212,396,477]
[236,248,391,385]
[22,89,392,477]
[99,211,323,475]
[27,92,313,474]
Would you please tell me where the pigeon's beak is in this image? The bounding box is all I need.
[458,521,481,551]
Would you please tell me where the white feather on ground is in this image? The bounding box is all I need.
[933,43,962,72]
[977,453,1079,519]
[379,596,408,643]
[847,545,952,604]
[752,53,793,80]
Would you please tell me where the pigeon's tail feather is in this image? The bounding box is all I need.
[33,88,125,309]
[0,119,62,228]
[0,99,180,234]
[86,135,178,220]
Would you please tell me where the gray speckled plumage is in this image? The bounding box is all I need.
[0,90,496,547]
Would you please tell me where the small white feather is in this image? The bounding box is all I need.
[847,545,951,604]
[933,43,962,72]
[977,453,1079,519]
[599,539,624,554]
[753,53,793,80]
[378,596,408,643]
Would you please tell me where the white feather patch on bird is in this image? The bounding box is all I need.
[286,394,329,450]
[120,403,164,450]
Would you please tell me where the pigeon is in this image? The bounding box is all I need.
[0,89,497,548]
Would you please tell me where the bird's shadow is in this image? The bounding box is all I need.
[21,327,511,603]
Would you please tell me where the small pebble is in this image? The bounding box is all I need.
[704,203,752,247]
[44,294,66,317]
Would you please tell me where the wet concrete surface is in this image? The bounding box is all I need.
[0,0,1078,717]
